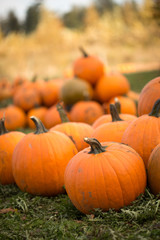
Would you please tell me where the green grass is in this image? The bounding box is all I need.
[0,185,160,240]
[124,69,160,93]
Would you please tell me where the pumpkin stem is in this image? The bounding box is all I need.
[114,98,121,114]
[30,116,48,134]
[79,46,88,58]
[110,104,123,122]
[148,99,160,117]
[56,102,69,123]
[0,117,9,135]
[84,137,106,154]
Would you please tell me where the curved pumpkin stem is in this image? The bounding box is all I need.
[84,137,106,154]
[114,98,121,114]
[79,46,88,58]
[56,102,69,123]
[110,104,123,122]
[30,116,48,134]
[0,117,9,135]
[148,99,160,118]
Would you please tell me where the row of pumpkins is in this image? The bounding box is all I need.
[0,47,139,131]
[0,74,160,215]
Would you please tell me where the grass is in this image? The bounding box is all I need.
[0,69,160,239]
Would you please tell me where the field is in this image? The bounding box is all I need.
[0,70,160,240]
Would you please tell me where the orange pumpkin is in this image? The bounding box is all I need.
[138,76,160,116]
[51,103,93,151]
[64,138,146,214]
[122,99,160,168]
[12,116,78,196]
[73,47,104,85]
[92,104,130,142]
[44,105,62,129]
[70,101,104,125]
[95,72,130,102]
[0,105,26,130]
[147,144,160,196]
[27,106,48,128]
[0,117,25,185]
[104,96,137,115]
[0,79,12,101]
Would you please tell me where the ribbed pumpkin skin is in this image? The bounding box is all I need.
[12,131,78,196]
[0,132,25,185]
[122,116,160,168]
[70,101,104,125]
[51,122,93,151]
[73,56,104,85]
[92,114,137,129]
[95,73,130,103]
[92,121,130,143]
[138,77,160,116]
[147,144,160,196]
[64,142,146,214]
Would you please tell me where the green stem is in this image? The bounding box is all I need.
[84,137,106,154]
[79,47,88,58]
[30,116,48,134]
[56,103,69,123]
[0,117,9,135]
[148,99,160,118]
[110,104,123,122]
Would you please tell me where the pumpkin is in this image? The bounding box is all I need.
[0,105,26,130]
[60,77,93,106]
[27,106,47,128]
[126,90,140,103]
[147,144,160,196]
[44,105,64,129]
[104,96,137,115]
[0,117,25,185]
[12,116,78,196]
[51,103,93,151]
[13,82,41,112]
[0,79,12,101]
[92,104,130,142]
[41,80,61,107]
[122,99,160,168]
[70,100,104,125]
[95,72,130,103]
[138,76,160,116]
[64,137,146,214]
[73,47,104,85]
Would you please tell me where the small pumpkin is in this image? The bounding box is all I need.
[27,106,47,129]
[122,98,160,168]
[138,76,160,116]
[95,72,130,103]
[12,116,78,196]
[92,104,130,142]
[70,100,104,125]
[73,47,104,85]
[51,103,93,151]
[64,137,146,214]
[147,144,160,196]
[0,117,25,185]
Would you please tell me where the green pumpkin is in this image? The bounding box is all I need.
[60,77,93,106]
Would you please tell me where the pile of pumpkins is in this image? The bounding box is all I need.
[0,47,138,131]
[0,48,160,215]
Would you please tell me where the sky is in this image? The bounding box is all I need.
[0,0,143,20]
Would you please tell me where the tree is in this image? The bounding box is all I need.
[94,0,116,14]
[0,11,21,36]
[152,0,160,25]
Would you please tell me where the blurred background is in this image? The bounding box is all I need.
[0,0,160,79]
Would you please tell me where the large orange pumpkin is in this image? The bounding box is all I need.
[138,76,160,116]
[0,117,25,185]
[147,144,160,196]
[70,100,104,125]
[92,104,130,142]
[95,72,130,103]
[73,47,104,85]
[64,137,146,214]
[12,116,78,196]
[122,99,160,168]
[51,103,93,151]
[0,105,26,130]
